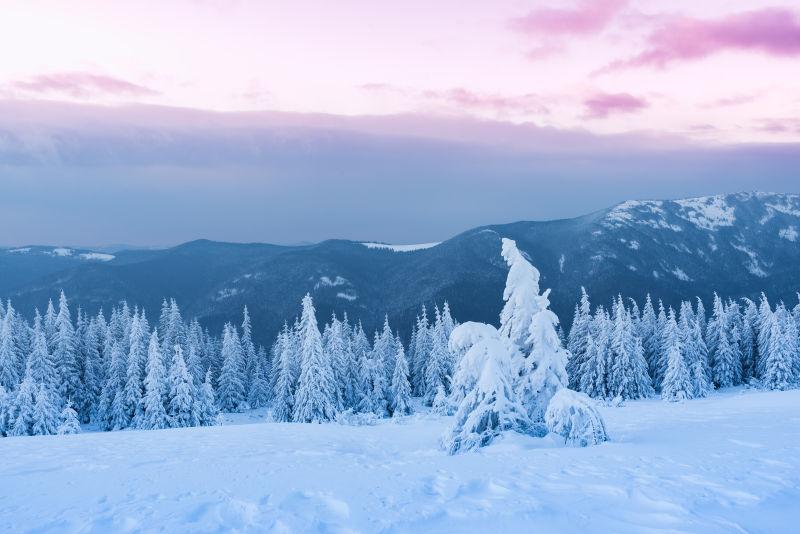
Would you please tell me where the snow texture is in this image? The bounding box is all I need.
[1,389,798,532]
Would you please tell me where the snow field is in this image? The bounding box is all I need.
[1,388,799,533]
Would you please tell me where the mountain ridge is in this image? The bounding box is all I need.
[2,191,798,347]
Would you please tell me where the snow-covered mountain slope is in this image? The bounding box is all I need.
[1,192,798,346]
[0,388,798,532]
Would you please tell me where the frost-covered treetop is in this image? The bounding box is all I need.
[499,238,550,351]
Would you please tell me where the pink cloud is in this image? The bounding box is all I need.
[361,84,550,116]
[583,92,648,119]
[509,0,626,36]
[606,8,800,70]
[9,72,158,98]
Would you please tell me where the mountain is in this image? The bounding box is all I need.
[2,192,799,347]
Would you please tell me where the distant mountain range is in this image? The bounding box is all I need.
[2,192,798,347]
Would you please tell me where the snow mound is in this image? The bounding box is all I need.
[360,242,440,252]
[80,252,115,261]
[6,247,31,254]
[675,195,736,231]
[545,388,607,447]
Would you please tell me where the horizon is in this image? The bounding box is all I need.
[2,189,798,249]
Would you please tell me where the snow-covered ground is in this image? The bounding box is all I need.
[1,388,799,533]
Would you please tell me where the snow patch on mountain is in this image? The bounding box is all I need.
[49,247,73,257]
[604,200,682,231]
[675,195,736,231]
[779,226,798,242]
[360,242,440,252]
[336,291,357,301]
[670,267,692,282]
[731,244,767,278]
[315,276,348,289]
[80,252,115,262]
[559,254,565,273]
[6,247,31,254]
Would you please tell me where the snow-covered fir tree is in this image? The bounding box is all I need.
[390,342,412,417]
[293,294,337,423]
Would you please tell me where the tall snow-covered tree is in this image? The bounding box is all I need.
[140,332,169,430]
[167,345,197,427]
[293,294,337,423]
[271,324,298,422]
[390,342,412,416]
[680,302,711,398]
[661,309,693,402]
[566,288,591,390]
[500,239,569,428]
[217,324,247,412]
[53,291,80,403]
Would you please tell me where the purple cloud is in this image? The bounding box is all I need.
[606,8,800,70]
[509,0,626,36]
[583,92,648,119]
[9,72,158,98]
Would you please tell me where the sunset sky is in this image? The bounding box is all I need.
[1,0,799,245]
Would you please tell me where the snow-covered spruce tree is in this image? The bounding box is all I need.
[712,321,738,389]
[424,310,450,405]
[247,357,271,409]
[271,324,298,422]
[323,314,347,411]
[661,309,693,402]
[341,320,361,410]
[53,291,80,404]
[705,293,725,367]
[762,310,794,390]
[123,312,147,426]
[608,296,653,400]
[9,374,37,436]
[390,342,412,417]
[566,288,591,390]
[196,370,219,426]
[217,323,247,413]
[0,312,20,391]
[431,383,450,416]
[653,301,669,389]
[375,316,396,383]
[640,295,660,383]
[500,239,569,429]
[167,345,197,427]
[578,310,611,399]
[680,302,711,398]
[739,299,758,381]
[756,294,773,378]
[545,388,607,447]
[0,385,9,436]
[185,319,205,386]
[444,322,531,454]
[293,294,337,423]
[27,312,58,398]
[31,385,59,436]
[358,348,388,416]
[777,305,799,382]
[240,307,257,393]
[411,308,432,396]
[57,399,81,435]
[140,332,169,430]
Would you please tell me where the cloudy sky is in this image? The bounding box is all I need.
[1,0,799,246]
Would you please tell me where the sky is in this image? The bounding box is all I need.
[1,0,799,246]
